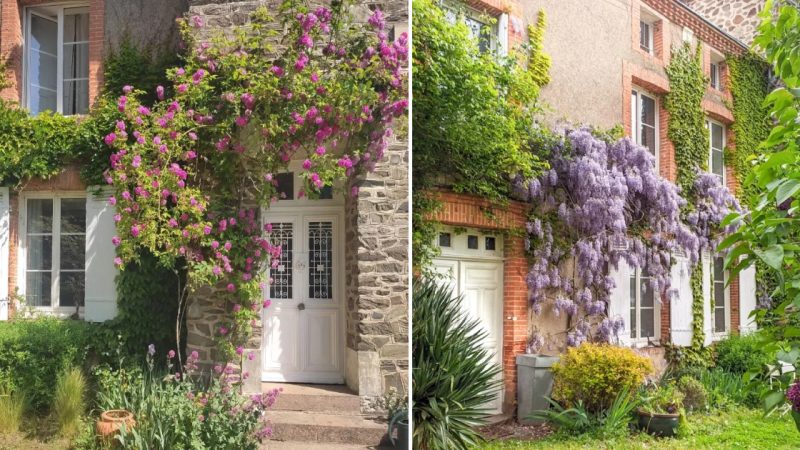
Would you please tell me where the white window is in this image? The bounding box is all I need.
[707,119,725,181]
[712,257,730,334]
[25,5,89,116]
[22,195,86,311]
[631,89,658,159]
[640,20,653,54]
[443,3,497,54]
[710,62,720,90]
[630,268,659,342]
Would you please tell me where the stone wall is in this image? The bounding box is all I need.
[687,0,764,45]
[105,0,188,53]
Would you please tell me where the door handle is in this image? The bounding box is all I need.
[297,302,305,311]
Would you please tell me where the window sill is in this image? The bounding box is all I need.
[15,306,83,320]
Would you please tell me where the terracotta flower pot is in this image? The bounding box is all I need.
[96,409,136,443]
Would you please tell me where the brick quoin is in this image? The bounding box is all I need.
[0,0,104,105]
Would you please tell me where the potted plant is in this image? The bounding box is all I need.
[637,383,685,437]
[378,387,409,449]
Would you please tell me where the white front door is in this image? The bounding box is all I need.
[432,229,504,414]
[262,211,344,383]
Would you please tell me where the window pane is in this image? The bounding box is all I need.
[308,222,333,300]
[29,14,57,54]
[714,257,724,281]
[641,125,656,154]
[640,95,656,127]
[27,236,52,270]
[641,307,655,338]
[26,272,51,307]
[714,283,725,307]
[640,21,650,51]
[60,272,85,307]
[61,198,86,233]
[629,275,636,308]
[630,306,637,338]
[63,10,89,43]
[641,278,654,307]
[710,64,718,88]
[318,185,333,200]
[63,43,89,79]
[631,92,637,138]
[711,123,724,149]
[27,199,53,233]
[715,307,726,332]
[485,237,496,251]
[269,223,293,299]
[276,173,294,200]
[63,79,89,115]
[61,235,85,270]
[467,235,478,249]
[712,150,724,178]
[439,233,451,247]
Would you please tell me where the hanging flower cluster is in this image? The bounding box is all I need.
[514,129,740,350]
[103,1,407,360]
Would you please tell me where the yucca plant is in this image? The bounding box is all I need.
[412,278,501,450]
[0,386,26,434]
[53,366,86,437]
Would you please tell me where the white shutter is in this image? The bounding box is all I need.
[739,265,757,334]
[0,187,8,321]
[84,187,118,322]
[670,255,693,346]
[702,251,713,346]
[609,259,632,346]
[498,13,509,57]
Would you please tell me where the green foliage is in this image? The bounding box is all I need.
[551,343,653,414]
[527,10,551,88]
[714,333,771,374]
[53,367,86,437]
[412,278,501,450]
[640,383,685,415]
[0,318,112,411]
[677,376,708,412]
[0,385,25,435]
[104,36,179,106]
[697,368,757,408]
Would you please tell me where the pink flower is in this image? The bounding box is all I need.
[211,241,220,249]
[236,346,244,355]
[232,304,241,313]
[303,159,312,170]
[156,85,165,100]
[104,133,116,146]
[168,350,176,359]
[263,299,272,309]
[224,241,232,251]
[131,225,140,237]
[192,15,204,27]
[108,196,117,206]
[114,214,121,222]
[294,53,309,71]
[241,93,255,109]
[112,236,121,246]
[203,225,212,235]
[235,116,249,127]
[132,155,142,168]
[218,327,228,336]
[177,84,188,93]
[298,33,313,48]
[137,105,151,116]
[227,283,236,292]
[270,66,284,77]
[315,146,326,156]
[192,69,205,84]
[212,266,222,276]
[248,352,255,361]
[122,85,133,94]
[114,257,123,266]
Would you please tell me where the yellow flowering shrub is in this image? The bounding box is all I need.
[551,343,653,413]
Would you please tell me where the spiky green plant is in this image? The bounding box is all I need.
[412,278,501,450]
[0,386,26,434]
[53,367,86,437]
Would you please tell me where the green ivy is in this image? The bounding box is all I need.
[665,42,711,361]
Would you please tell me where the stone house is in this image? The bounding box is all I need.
[0,0,408,445]
[431,0,761,417]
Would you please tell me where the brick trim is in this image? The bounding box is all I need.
[642,0,747,56]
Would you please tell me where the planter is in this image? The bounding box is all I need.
[637,409,679,437]
[96,409,136,444]
[389,411,409,450]
[516,354,559,425]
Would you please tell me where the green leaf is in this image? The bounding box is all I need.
[755,245,785,270]
[764,391,785,412]
[776,179,800,205]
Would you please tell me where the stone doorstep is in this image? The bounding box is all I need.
[267,410,389,446]
[263,383,362,413]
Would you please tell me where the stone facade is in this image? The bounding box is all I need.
[183,0,409,413]
[687,0,764,45]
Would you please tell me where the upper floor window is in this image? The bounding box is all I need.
[25,5,89,116]
[707,120,725,181]
[631,89,658,159]
[640,20,653,54]
[630,268,658,341]
[712,257,729,334]
[443,3,497,54]
[710,62,720,90]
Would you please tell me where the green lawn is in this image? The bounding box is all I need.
[480,407,800,450]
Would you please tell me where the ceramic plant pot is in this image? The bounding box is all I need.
[637,409,679,437]
[96,409,136,444]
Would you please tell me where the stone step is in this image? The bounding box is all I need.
[267,410,390,446]
[263,382,362,413]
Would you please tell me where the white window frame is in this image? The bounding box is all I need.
[711,256,731,338]
[639,19,654,54]
[631,88,659,168]
[435,226,504,261]
[23,3,90,116]
[707,119,726,183]
[629,267,661,346]
[710,62,720,90]
[272,160,345,207]
[442,1,500,54]
[17,191,87,317]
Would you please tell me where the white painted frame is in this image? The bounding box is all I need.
[17,191,86,317]
[441,1,500,54]
[711,256,731,340]
[639,19,654,54]
[270,160,345,208]
[707,118,726,184]
[629,267,661,346]
[631,87,660,169]
[435,226,504,261]
[23,2,90,116]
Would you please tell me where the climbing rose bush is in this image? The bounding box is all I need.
[514,130,741,349]
[103,1,407,360]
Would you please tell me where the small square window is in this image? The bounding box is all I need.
[485,236,496,251]
[318,185,333,200]
[438,233,451,247]
[467,235,478,249]
[275,173,294,200]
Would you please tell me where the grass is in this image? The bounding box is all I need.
[479,407,798,450]
[53,367,86,437]
[0,387,26,434]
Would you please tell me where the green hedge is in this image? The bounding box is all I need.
[714,333,772,375]
[0,318,114,411]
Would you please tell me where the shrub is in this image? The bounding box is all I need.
[677,375,708,411]
[0,386,25,434]
[0,318,111,411]
[532,387,640,437]
[54,367,86,437]
[412,279,501,450]
[91,349,278,450]
[697,368,758,408]
[551,343,653,414]
[714,333,771,374]
[640,383,685,415]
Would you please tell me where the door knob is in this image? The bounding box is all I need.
[297,302,306,311]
